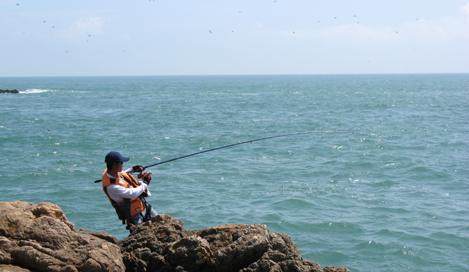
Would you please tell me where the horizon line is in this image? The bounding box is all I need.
[1,72,469,78]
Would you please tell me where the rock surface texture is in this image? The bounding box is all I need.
[121,215,348,272]
[0,201,125,272]
[0,201,348,272]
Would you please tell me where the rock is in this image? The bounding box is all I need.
[0,201,125,272]
[0,264,31,272]
[0,89,19,94]
[0,201,348,272]
[121,215,349,272]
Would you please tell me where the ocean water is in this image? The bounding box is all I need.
[1,74,468,271]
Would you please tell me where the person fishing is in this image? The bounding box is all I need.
[95,132,321,228]
[102,151,157,227]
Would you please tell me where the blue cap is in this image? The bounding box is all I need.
[105,151,129,164]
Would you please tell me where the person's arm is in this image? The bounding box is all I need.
[107,183,148,201]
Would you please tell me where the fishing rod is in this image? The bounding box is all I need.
[93,130,341,183]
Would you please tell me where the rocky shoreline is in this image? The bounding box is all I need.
[0,201,348,272]
[0,89,19,94]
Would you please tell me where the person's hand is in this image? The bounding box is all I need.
[138,172,152,184]
[132,165,144,173]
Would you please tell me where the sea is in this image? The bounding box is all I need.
[0,74,468,271]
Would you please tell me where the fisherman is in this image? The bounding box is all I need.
[102,151,157,226]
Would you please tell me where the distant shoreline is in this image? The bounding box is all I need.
[0,89,19,94]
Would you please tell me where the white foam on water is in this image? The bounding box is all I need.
[20,89,55,94]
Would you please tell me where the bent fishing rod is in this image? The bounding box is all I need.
[93,130,340,183]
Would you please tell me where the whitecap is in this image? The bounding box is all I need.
[239,93,259,96]
[20,89,55,94]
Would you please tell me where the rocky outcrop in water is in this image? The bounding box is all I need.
[0,89,19,94]
[0,201,348,272]
[121,215,348,272]
[0,201,125,272]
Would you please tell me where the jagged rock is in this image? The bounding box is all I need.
[0,201,125,272]
[0,201,348,272]
[121,215,349,272]
[0,89,19,94]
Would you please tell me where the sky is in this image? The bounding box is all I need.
[1,0,469,76]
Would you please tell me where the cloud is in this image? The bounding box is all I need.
[312,24,393,42]
[60,16,105,41]
[463,2,469,16]
[70,17,105,35]
[301,17,469,44]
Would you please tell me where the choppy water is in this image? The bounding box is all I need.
[1,75,468,271]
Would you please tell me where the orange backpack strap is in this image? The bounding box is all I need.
[103,186,131,225]
[121,172,140,187]
[120,172,147,219]
[102,170,132,226]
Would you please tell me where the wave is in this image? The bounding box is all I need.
[20,89,55,94]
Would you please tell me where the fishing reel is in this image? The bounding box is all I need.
[132,165,152,185]
[139,171,152,185]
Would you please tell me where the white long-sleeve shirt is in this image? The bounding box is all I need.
[106,172,149,204]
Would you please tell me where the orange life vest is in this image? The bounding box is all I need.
[102,170,146,222]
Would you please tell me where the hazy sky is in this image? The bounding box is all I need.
[1,0,469,76]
